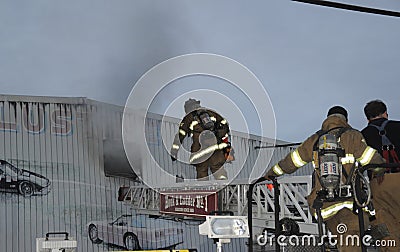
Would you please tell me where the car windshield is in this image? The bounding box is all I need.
[130,215,147,228]
[3,163,20,176]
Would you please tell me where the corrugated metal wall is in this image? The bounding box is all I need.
[0,95,313,252]
[0,96,138,252]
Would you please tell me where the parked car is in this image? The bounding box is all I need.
[0,160,50,197]
[87,214,184,250]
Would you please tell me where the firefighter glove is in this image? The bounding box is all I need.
[372,167,385,185]
[372,167,385,176]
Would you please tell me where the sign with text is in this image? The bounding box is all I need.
[160,190,218,217]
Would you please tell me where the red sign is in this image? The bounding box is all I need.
[160,190,218,217]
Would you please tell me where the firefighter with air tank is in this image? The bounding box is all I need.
[262,106,386,252]
[170,98,234,180]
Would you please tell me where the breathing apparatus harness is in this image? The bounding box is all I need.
[312,127,373,210]
[368,120,400,173]
[194,109,215,132]
[191,109,233,161]
[312,127,375,252]
[313,127,352,200]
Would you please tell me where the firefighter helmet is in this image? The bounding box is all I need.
[184,98,201,114]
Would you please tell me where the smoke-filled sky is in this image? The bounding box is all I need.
[1,0,399,142]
